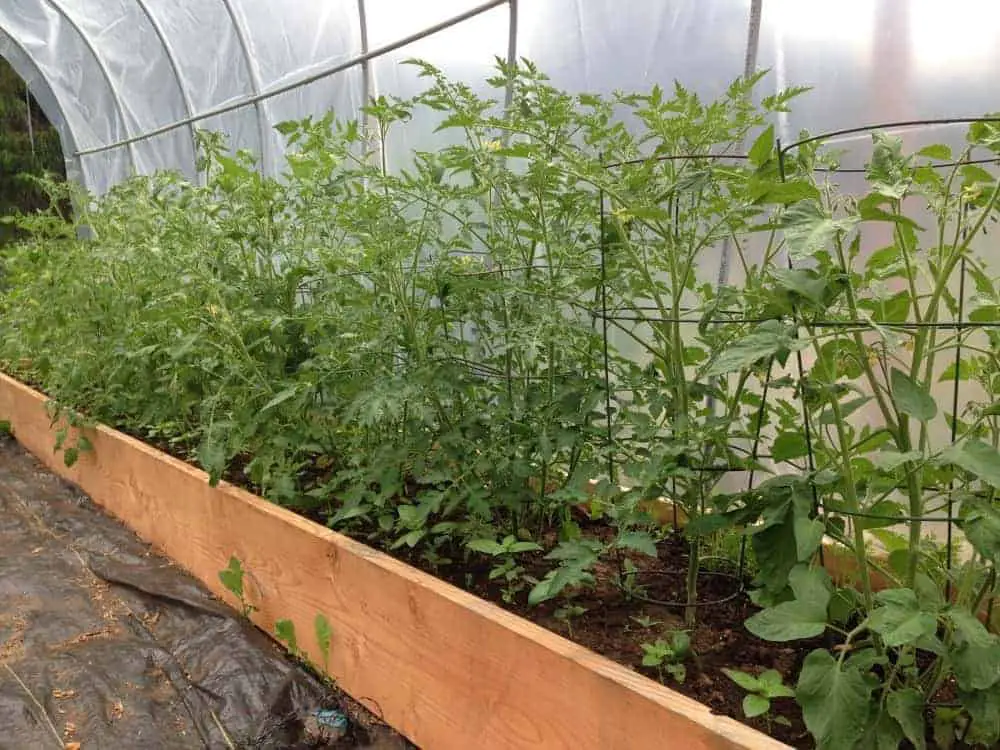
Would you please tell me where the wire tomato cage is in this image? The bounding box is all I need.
[587,116,1000,612]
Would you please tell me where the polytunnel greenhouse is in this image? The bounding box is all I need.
[3,1,1000,748]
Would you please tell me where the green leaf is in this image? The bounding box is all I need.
[869,450,923,471]
[781,201,860,260]
[933,706,960,749]
[391,529,426,549]
[918,144,952,160]
[218,555,245,600]
[846,647,888,674]
[670,630,691,657]
[890,369,937,422]
[773,432,809,461]
[770,267,829,307]
[946,608,993,646]
[722,668,761,693]
[945,608,1000,690]
[745,565,831,642]
[616,531,658,557]
[743,693,771,718]
[951,641,1000,691]
[887,688,927,750]
[866,711,905,750]
[751,509,799,595]
[858,198,921,228]
[63,446,79,467]
[865,245,905,280]
[314,613,333,670]
[528,564,594,605]
[942,439,1000,488]
[261,386,299,413]
[757,669,795,699]
[867,132,912,199]
[855,500,905,531]
[818,396,871,425]
[750,179,821,205]
[796,648,873,750]
[962,502,1000,562]
[867,588,937,648]
[275,619,298,653]
[466,538,504,556]
[829,587,864,626]
[706,321,806,377]
[507,541,543,554]
[794,516,825,561]
[748,124,775,167]
[959,683,1000,747]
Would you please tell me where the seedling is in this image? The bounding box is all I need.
[640,630,692,684]
[553,604,587,638]
[722,668,793,731]
[630,614,662,629]
[314,613,333,673]
[218,555,256,618]
[466,535,542,603]
[47,402,95,468]
[275,619,301,659]
[615,558,645,601]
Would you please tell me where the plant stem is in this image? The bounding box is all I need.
[829,385,874,610]
[684,538,699,627]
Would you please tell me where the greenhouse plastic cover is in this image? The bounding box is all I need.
[2,0,1000,195]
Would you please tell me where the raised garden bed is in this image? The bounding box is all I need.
[5,64,1000,750]
[0,373,784,750]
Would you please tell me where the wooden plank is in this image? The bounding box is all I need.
[0,373,787,750]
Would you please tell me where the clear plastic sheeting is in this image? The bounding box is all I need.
[3,0,1000,195]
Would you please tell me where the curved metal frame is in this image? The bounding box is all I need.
[41,0,139,173]
[0,26,82,184]
[73,0,509,159]
[132,0,202,183]
[4,0,772,192]
[217,0,273,175]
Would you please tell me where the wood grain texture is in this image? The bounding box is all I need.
[0,373,787,750]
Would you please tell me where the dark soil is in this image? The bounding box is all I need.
[208,447,818,744]
[23,411,967,749]
[395,530,816,748]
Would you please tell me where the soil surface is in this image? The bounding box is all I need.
[0,437,412,750]
[394,529,816,748]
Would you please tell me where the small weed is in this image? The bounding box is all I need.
[314,613,332,673]
[467,535,542,604]
[218,555,256,618]
[640,630,692,685]
[553,604,587,638]
[722,668,793,732]
[275,619,301,658]
[629,614,661,629]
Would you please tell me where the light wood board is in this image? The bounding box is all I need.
[0,373,787,750]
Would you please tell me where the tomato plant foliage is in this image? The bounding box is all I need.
[3,59,1000,748]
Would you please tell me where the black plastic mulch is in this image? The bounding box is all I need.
[0,436,412,750]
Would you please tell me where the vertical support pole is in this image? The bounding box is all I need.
[217,0,273,176]
[24,83,35,160]
[717,0,763,290]
[599,186,615,483]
